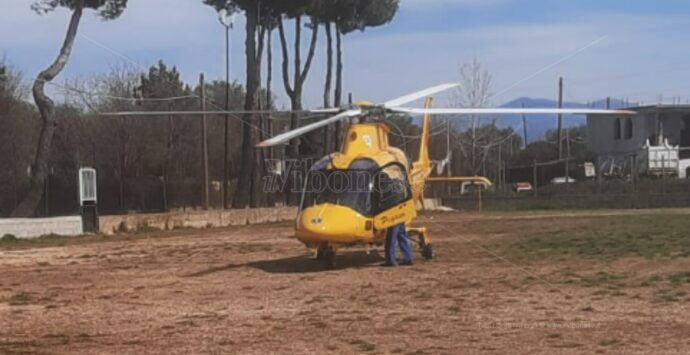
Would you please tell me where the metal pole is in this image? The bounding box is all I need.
[223,25,230,210]
[477,186,482,213]
[557,77,564,160]
[503,161,508,196]
[44,166,50,217]
[565,158,570,193]
[165,104,173,213]
[497,144,502,192]
[662,155,667,194]
[565,127,571,193]
[631,155,636,193]
[200,73,210,209]
[11,140,18,211]
[533,160,538,197]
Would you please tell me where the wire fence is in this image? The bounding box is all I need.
[441,157,690,211]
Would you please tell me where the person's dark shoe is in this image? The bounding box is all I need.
[381,262,397,267]
[401,260,413,266]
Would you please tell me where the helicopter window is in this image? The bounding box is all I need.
[301,167,375,216]
[300,160,410,216]
[373,163,412,214]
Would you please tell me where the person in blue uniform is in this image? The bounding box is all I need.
[384,223,413,266]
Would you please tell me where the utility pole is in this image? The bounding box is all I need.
[218,10,234,210]
[223,24,230,210]
[557,77,564,160]
[606,97,611,109]
[200,73,210,210]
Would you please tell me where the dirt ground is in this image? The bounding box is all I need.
[2,210,690,354]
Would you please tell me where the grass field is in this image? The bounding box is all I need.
[1,209,690,354]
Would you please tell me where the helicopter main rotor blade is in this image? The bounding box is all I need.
[256,109,362,148]
[383,83,460,108]
[97,109,337,117]
[309,108,342,114]
[390,107,637,116]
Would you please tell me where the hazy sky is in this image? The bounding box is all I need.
[2,0,690,108]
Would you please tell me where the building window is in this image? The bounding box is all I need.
[614,118,622,140]
[625,118,633,139]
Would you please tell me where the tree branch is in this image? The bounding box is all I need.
[323,22,333,108]
[293,16,301,96]
[277,18,293,97]
[299,18,319,86]
[33,0,84,122]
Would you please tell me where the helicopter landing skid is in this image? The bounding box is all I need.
[407,227,435,260]
[316,243,337,270]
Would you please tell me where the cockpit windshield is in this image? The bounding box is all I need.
[300,158,412,216]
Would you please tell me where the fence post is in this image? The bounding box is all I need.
[533,160,538,197]
[565,158,570,193]
[11,140,18,211]
[662,155,667,194]
[44,166,50,217]
[503,161,508,197]
[200,73,210,210]
[477,186,483,213]
[630,155,636,193]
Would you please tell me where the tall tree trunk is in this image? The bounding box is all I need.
[296,19,319,157]
[278,16,319,158]
[322,22,333,155]
[266,27,273,160]
[278,18,298,160]
[233,4,260,209]
[323,23,333,109]
[278,16,319,204]
[252,25,267,208]
[291,17,302,159]
[12,0,84,217]
[334,25,344,150]
[263,26,275,206]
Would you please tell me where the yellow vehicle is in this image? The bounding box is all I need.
[292,100,438,268]
[256,84,634,269]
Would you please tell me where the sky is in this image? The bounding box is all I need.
[3,0,690,109]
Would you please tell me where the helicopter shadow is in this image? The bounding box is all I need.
[248,251,386,274]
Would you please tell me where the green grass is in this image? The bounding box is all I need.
[1,234,18,242]
[349,339,376,352]
[465,214,690,261]
[668,271,690,285]
[654,289,687,303]
[461,213,690,300]
[8,291,34,306]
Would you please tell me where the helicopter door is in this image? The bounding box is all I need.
[372,163,417,230]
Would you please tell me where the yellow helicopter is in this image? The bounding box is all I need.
[256,84,635,269]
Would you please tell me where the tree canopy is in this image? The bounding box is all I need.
[31,0,129,19]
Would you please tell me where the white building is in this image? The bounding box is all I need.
[587,105,690,178]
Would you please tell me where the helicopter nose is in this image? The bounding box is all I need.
[296,204,370,243]
[300,204,358,235]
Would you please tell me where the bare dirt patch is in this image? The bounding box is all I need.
[1,210,690,354]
